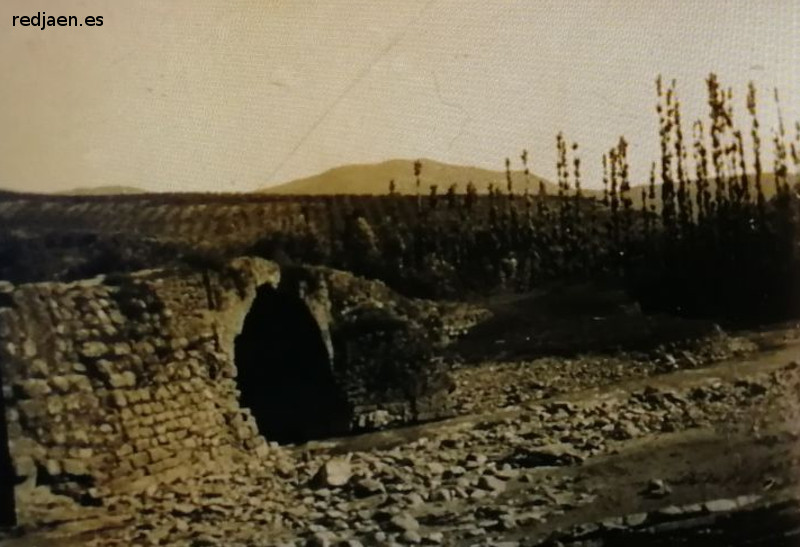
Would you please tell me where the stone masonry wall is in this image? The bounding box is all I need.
[0,257,279,525]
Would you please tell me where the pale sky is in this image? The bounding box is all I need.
[1,0,798,193]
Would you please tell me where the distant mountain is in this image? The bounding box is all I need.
[260,159,797,209]
[259,158,557,196]
[57,185,145,196]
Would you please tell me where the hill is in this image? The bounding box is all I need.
[57,185,146,196]
[259,158,556,196]
[260,159,797,210]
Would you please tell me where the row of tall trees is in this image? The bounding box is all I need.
[252,75,799,323]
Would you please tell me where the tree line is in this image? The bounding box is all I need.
[253,75,800,323]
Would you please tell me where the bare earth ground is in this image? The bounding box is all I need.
[3,319,800,546]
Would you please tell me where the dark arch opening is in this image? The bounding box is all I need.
[234,285,351,444]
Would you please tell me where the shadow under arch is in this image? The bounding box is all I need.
[234,284,351,444]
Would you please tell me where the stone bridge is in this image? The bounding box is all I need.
[0,257,484,526]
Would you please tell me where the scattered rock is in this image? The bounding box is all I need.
[387,513,420,533]
[312,458,352,488]
[624,512,648,527]
[353,478,385,498]
[704,498,738,513]
[656,505,684,517]
[612,421,641,440]
[643,479,671,498]
[477,475,507,493]
[501,444,584,468]
[306,532,332,547]
[423,531,445,544]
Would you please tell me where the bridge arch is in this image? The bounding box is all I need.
[233,284,350,444]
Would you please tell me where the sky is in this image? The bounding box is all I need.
[1,0,798,193]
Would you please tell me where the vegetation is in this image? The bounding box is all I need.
[254,75,800,322]
[0,75,797,324]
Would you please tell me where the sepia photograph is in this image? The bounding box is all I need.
[1,1,799,545]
